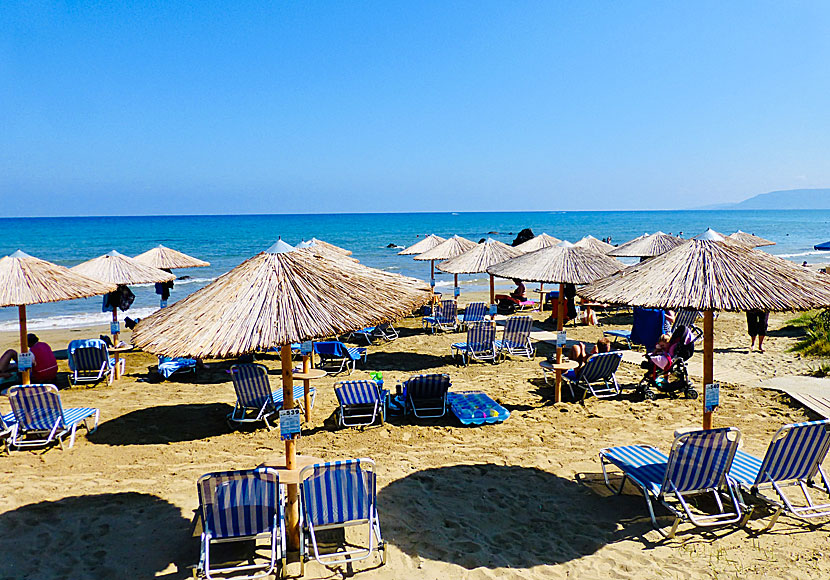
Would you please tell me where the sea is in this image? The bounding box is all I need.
[1,210,829,331]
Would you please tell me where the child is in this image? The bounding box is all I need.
[647,333,672,371]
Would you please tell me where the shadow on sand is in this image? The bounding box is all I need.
[88,402,234,445]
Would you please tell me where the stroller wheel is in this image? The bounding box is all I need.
[686,388,698,400]
[642,388,656,401]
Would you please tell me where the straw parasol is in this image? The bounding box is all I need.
[0,250,116,384]
[132,239,430,548]
[398,234,447,255]
[579,239,830,428]
[693,228,727,241]
[437,238,524,304]
[574,235,614,254]
[72,251,175,350]
[487,242,624,401]
[302,237,352,256]
[514,233,561,253]
[728,230,776,248]
[413,235,478,297]
[296,239,359,262]
[607,231,687,258]
[133,245,210,269]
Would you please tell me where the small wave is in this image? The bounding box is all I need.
[0,307,161,332]
[775,250,826,258]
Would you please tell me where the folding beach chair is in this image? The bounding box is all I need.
[313,341,367,375]
[729,419,830,530]
[459,301,487,329]
[348,323,398,345]
[495,315,535,359]
[157,355,197,380]
[0,414,16,454]
[299,459,386,573]
[562,351,624,399]
[603,307,666,350]
[68,338,124,385]
[229,364,315,430]
[5,384,99,450]
[422,300,459,333]
[672,309,703,342]
[451,322,497,365]
[334,380,388,427]
[401,373,451,418]
[600,427,743,538]
[196,468,285,580]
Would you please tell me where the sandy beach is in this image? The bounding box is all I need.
[1,290,829,580]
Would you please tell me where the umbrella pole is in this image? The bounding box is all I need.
[555,283,564,403]
[18,305,30,385]
[703,310,714,429]
[281,344,300,550]
[489,274,495,306]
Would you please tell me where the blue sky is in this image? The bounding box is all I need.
[2,1,830,216]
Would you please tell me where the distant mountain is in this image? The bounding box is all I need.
[699,188,830,210]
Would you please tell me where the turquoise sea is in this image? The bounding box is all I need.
[1,210,829,330]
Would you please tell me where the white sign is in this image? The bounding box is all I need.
[111,321,121,335]
[556,331,567,347]
[17,352,34,371]
[705,383,720,413]
[300,341,313,355]
[279,408,302,441]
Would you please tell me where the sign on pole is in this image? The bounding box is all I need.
[280,408,302,441]
[704,383,720,413]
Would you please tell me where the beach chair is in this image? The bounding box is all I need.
[196,468,285,580]
[0,414,16,454]
[599,427,743,538]
[672,309,703,341]
[603,307,666,350]
[229,364,315,430]
[422,300,459,333]
[495,315,535,359]
[401,373,451,418]
[157,355,197,380]
[562,351,624,399]
[68,338,124,385]
[334,380,388,427]
[299,459,386,573]
[729,420,830,530]
[5,384,99,450]
[348,323,398,345]
[313,341,367,375]
[451,322,497,365]
[458,301,487,329]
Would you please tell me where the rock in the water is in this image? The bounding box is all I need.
[512,228,534,247]
[387,243,398,248]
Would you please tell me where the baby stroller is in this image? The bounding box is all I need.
[637,324,699,400]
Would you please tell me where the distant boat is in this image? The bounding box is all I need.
[815,241,830,251]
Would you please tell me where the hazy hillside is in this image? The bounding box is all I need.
[705,188,830,209]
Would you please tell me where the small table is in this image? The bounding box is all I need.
[110,346,131,381]
[539,360,578,384]
[292,368,326,422]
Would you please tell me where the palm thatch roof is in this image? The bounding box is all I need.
[398,234,447,255]
[579,239,830,312]
[728,230,775,247]
[436,238,523,274]
[693,228,726,241]
[131,244,431,359]
[133,245,210,269]
[574,235,614,253]
[413,235,477,261]
[514,233,561,253]
[71,250,176,286]
[296,239,359,262]
[486,244,624,285]
[607,231,688,258]
[0,250,116,307]
[301,238,352,256]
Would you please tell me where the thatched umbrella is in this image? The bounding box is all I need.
[579,239,830,428]
[437,238,523,304]
[71,251,175,349]
[693,228,727,241]
[728,230,776,248]
[398,234,447,255]
[514,233,561,253]
[132,239,430,548]
[0,251,115,384]
[301,237,352,256]
[574,235,614,254]
[608,231,687,259]
[296,239,359,262]
[414,235,477,297]
[133,245,210,307]
[487,242,624,401]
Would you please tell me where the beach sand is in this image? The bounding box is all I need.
[0,292,829,580]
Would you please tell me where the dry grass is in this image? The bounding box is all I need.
[71,251,176,285]
[133,245,210,269]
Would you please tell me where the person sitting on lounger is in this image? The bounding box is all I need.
[0,333,58,382]
[568,337,611,375]
[510,279,526,301]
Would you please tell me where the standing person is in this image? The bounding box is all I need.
[0,333,58,382]
[746,310,770,352]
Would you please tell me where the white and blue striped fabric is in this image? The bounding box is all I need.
[198,469,281,539]
[451,322,496,364]
[459,302,487,326]
[423,300,459,332]
[403,373,451,400]
[6,384,98,449]
[67,338,109,371]
[336,381,383,406]
[580,352,623,383]
[231,364,274,409]
[664,428,737,493]
[495,315,534,358]
[302,460,373,527]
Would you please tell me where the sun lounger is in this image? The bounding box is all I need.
[196,468,285,580]
[157,356,197,380]
[600,427,743,537]
[458,301,487,328]
[348,323,399,345]
[562,351,624,399]
[5,384,99,449]
[313,341,367,374]
[603,307,666,350]
[451,322,497,365]
[495,315,535,359]
[729,419,830,530]
[0,414,16,454]
[229,364,315,430]
[401,373,451,418]
[68,338,124,385]
[422,300,459,333]
[334,380,388,427]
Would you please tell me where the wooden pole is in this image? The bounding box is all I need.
[489,274,495,306]
[702,310,714,429]
[302,354,312,422]
[554,283,564,403]
[281,344,300,549]
[18,305,30,385]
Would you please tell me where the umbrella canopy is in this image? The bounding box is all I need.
[72,250,176,285]
[728,230,776,248]
[486,244,623,285]
[607,231,687,258]
[296,239,359,262]
[574,235,614,254]
[693,228,727,241]
[131,243,431,359]
[413,235,477,262]
[133,245,210,269]
[514,233,561,253]
[398,234,447,255]
[301,238,352,256]
[436,238,523,274]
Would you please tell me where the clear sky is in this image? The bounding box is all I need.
[2,1,830,216]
